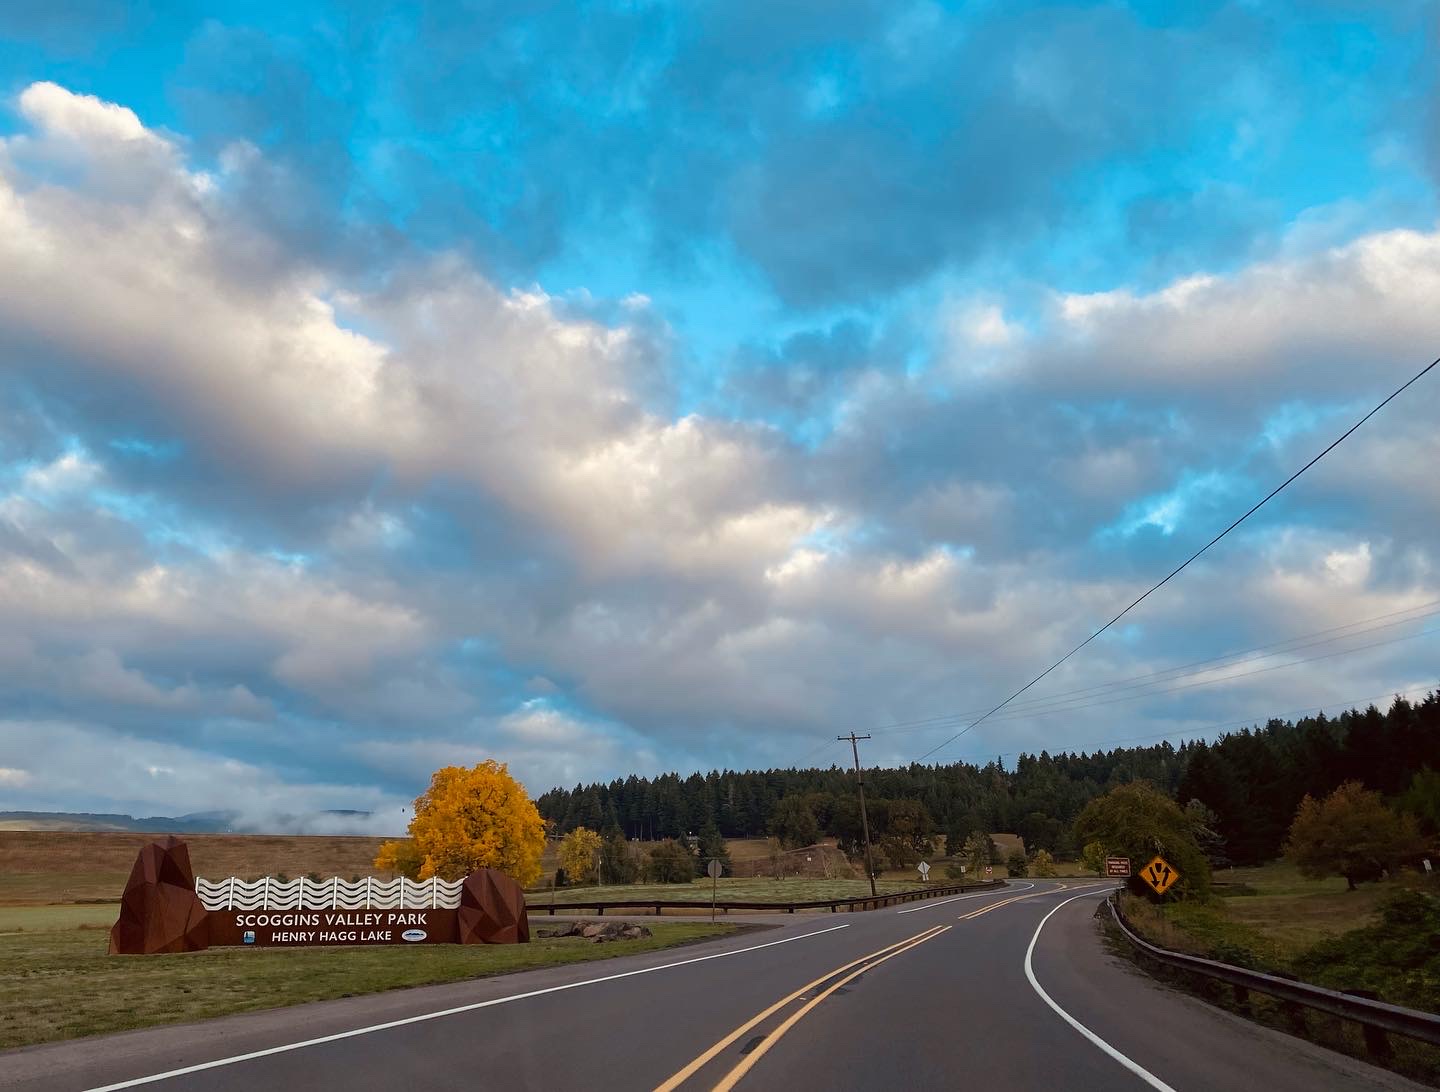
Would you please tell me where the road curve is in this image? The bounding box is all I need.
[0,881,1423,1092]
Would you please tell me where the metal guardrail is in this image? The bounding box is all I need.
[535,879,1005,916]
[1107,895,1440,1054]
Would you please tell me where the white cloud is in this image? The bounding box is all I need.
[0,82,1436,815]
[18,82,157,147]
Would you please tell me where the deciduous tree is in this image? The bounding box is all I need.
[374,761,546,886]
[963,832,993,874]
[1285,781,1422,890]
[558,826,603,885]
[599,826,639,884]
[1074,781,1210,899]
[1031,849,1057,877]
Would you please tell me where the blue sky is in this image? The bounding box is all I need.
[0,1,1437,831]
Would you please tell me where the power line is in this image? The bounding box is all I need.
[945,625,1437,724]
[795,600,1438,764]
[931,681,1439,768]
[918,352,1440,762]
[867,601,1440,737]
[973,601,1440,712]
[864,598,1440,736]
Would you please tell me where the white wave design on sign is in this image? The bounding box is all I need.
[195,875,464,911]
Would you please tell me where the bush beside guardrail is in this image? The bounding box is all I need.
[1106,894,1440,1058]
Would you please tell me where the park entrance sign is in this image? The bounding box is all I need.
[208,908,459,947]
[109,836,529,955]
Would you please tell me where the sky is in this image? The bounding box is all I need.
[1,1,1438,834]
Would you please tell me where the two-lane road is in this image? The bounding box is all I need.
[0,882,1422,1091]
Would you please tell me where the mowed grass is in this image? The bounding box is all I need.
[0,916,735,1050]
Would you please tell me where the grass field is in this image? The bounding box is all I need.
[0,832,393,904]
[1120,862,1403,967]
[0,911,735,1050]
[1213,862,1399,955]
[539,876,929,907]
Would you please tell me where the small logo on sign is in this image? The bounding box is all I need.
[401,929,427,942]
[243,931,256,945]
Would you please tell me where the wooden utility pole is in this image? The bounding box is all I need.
[838,732,878,896]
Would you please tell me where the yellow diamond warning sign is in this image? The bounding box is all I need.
[1139,855,1179,896]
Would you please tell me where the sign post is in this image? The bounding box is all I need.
[707,858,723,922]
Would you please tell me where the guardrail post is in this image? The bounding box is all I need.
[1269,971,1308,1036]
[1345,990,1393,1059]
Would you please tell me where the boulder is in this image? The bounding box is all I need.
[108,836,210,955]
[535,919,652,942]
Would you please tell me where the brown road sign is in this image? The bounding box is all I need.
[1105,857,1131,878]
[1139,855,1179,896]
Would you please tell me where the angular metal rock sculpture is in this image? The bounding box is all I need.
[108,835,210,955]
[457,867,530,944]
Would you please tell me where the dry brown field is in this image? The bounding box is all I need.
[0,831,391,904]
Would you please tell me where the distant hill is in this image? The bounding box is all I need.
[0,810,376,834]
[0,811,238,833]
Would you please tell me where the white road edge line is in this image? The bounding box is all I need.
[1023,891,1178,1092]
[84,923,853,1092]
[895,881,1034,913]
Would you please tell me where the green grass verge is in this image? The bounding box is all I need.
[0,916,735,1050]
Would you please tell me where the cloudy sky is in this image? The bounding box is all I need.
[1,2,1438,832]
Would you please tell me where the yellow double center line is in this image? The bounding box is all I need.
[958,882,1106,921]
[655,924,952,1092]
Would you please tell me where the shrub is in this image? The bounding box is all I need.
[1006,851,1028,878]
[1292,890,1440,1012]
[647,839,696,883]
[1031,849,1057,878]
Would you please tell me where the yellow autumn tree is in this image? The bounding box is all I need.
[374,761,546,886]
[557,826,603,884]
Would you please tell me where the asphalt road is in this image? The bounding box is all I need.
[1,881,1424,1092]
